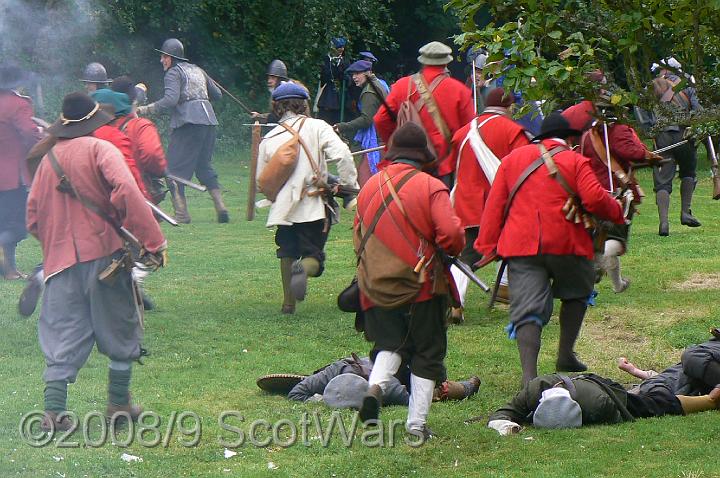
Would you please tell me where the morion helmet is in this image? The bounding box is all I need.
[80,62,111,84]
[155,38,188,61]
[267,59,288,80]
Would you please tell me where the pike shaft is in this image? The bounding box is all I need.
[651,140,688,155]
[209,77,254,114]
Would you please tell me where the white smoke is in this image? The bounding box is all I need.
[0,0,103,114]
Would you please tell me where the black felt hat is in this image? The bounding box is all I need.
[46,92,114,139]
[384,122,436,165]
[533,111,583,142]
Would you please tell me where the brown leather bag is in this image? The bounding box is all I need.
[257,117,306,202]
[395,73,450,159]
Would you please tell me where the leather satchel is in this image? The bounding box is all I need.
[257,117,306,202]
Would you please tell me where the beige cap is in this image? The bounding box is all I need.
[418,41,454,66]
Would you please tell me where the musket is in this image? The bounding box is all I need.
[145,200,179,227]
[351,145,386,157]
[166,174,207,192]
[438,250,490,293]
[706,136,720,200]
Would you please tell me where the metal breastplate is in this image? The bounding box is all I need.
[176,63,209,103]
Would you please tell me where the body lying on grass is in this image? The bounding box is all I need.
[257,354,480,408]
[487,335,720,435]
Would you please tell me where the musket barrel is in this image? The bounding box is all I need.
[146,200,179,227]
[166,174,207,192]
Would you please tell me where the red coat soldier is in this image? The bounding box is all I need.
[374,41,474,183]
[445,88,531,319]
[563,100,661,293]
[0,65,41,279]
[475,113,625,386]
[354,123,464,440]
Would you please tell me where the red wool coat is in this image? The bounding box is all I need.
[27,136,166,278]
[562,101,649,189]
[447,112,530,228]
[0,91,40,191]
[355,162,465,309]
[112,115,168,177]
[373,66,474,176]
[93,124,150,200]
[475,139,625,260]
[581,125,648,190]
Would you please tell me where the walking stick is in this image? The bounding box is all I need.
[247,121,261,221]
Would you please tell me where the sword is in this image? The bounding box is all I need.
[145,200,179,227]
[351,145,385,157]
[31,116,50,129]
[166,174,207,192]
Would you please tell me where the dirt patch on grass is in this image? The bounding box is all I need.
[673,273,720,291]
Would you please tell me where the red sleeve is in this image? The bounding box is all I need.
[95,141,166,253]
[94,127,149,199]
[575,156,625,224]
[457,86,475,127]
[374,79,403,144]
[610,125,648,163]
[509,128,531,152]
[475,161,510,256]
[444,127,466,172]
[15,99,41,150]
[133,120,167,176]
[429,188,464,256]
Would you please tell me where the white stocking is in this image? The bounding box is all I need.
[450,265,469,307]
[368,351,402,393]
[406,374,435,432]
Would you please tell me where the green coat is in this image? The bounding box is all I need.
[336,78,383,139]
[489,373,633,426]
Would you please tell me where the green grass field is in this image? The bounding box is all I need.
[1,152,719,478]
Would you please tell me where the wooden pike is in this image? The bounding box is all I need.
[247,121,261,221]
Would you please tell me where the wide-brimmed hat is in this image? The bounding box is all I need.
[0,65,30,90]
[256,373,308,395]
[418,41,453,66]
[532,111,583,142]
[46,92,114,139]
[384,122,436,165]
[323,373,369,409]
[532,387,582,429]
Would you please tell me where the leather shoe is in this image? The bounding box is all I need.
[556,353,588,372]
[41,411,74,432]
[106,399,143,423]
[359,384,382,423]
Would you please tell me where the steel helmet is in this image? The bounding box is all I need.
[155,38,188,61]
[80,62,111,84]
[267,59,288,80]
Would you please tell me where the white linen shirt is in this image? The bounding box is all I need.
[257,113,358,227]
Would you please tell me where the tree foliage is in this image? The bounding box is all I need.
[449,0,720,132]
